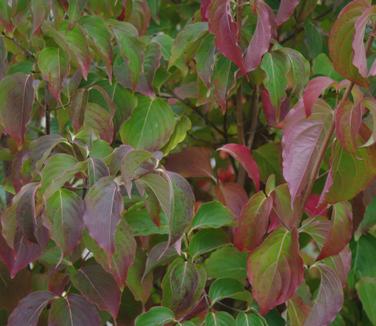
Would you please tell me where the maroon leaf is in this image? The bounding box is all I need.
[335,100,363,153]
[260,87,290,126]
[201,0,211,21]
[14,183,39,243]
[70,263,121,319]
[48,294,101,326]
[276,0,299,25]
[84,177,123,255]
[233,191,272,252]
[304,265,344,326]
[244,0,275,73]
[219,144,260,190]
[8,291,54,326]
[303,77,334,117]
[321,246,351,285]
[247,228,304,314]
[271,183,298,229]
[87,157,110,187]
[0,73,34,146]
[352,6,376,78]
[282,99,333,205]
[165,147,213,178]
[317,201,353,260]
[215,182,248,218]
[208,0,245,73]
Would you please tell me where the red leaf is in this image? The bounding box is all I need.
[165,147,213,178]
[317,201,353,260]
[218,144,260,191]
[275,0,299,26]
[260,87,290,127]
[70,264,121,319]
[244,0,275,73]
[0,73,34,146]
[84,177,122,255]
[233,191,272,252]
[353,6,376,77]
[215,182,248,218]
[304,194,328,217]
[282,99,333,205]
[201,0,211,21]
[8,291,54,326]
[335,100,363,153]
[247,228,304,314]
[303,77,334,117]
[208,0,245,73]
[304,265,344,326]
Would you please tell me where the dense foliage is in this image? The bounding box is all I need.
[1,0,376,325]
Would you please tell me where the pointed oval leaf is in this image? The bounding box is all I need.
[0,73,34,146]
[208,278,250,305]
[120,96,176,151]
[87,157,110,187]
[247,228,304,314]
[303,76,334,117]
[135,306,175,326]
[276,0,299,25]
[8,291,54,326]
[69,263,121,319]
[84,177,122,255]
[356,277,376,325]
[191,201,234,231]
[205,311,235,326]
[45,189,84,255]
[233,191,272,252]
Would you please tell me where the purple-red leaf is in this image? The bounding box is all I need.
[247,228,304,314]
[233,191,272,252]
[335,100,363,153]
[244,0,275,73]
[304,265,344,326]
[48,294,101,326]
[84,177,122,255]
[0,73,34,146]
[275,0,299,26]
[69,263,121,319]
[303,77,334,117]
[208,0,245,73]
[8,291,54,326]
[352,6,376,78]
[201,0,211,21]
[317,201,353,260]
[219,144,260,191]
[282,99,333,205]
[215,182,248,218]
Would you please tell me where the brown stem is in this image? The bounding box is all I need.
[235,85,246,184]
[247,85,260,148]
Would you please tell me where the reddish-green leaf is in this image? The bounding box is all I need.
[0,73,34,146]
[233,191,272,252]
[45,189,84,255]
[247,228,304,314]
[303,76,334,117]
[317,201,353,260]
[48,294,101,326]
[87,157,110,187]
[218,144,260,191]
[83,102,114,143]
[84,177,122,255]
[37,48,69,100]
[8,291,54,326]
[276,0,299,25]
[282,99,333,205]
[216,182,248,218]
[69,263,121,319]
[304,265,343,326]
[329,0,370,86]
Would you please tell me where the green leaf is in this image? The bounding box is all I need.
[120,96,176,151]
[304,20,323,59]
[253,143,283,183]
[312,53,343,81]
[125,207,167,236]
[205,311,235,326]
[356,197,376,236]
[191,201,234,231]
[208,278,251,305]
[356,277,376,325]
[161,258,206,317]
[135,306,175,326]
[188,229,229,260]
[204,246,247,281]
[162,116,191,155]
[37,47,69,100]
[260,51,288,108]
[236,312,268,326]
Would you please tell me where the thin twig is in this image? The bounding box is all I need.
[247,86,260,148]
